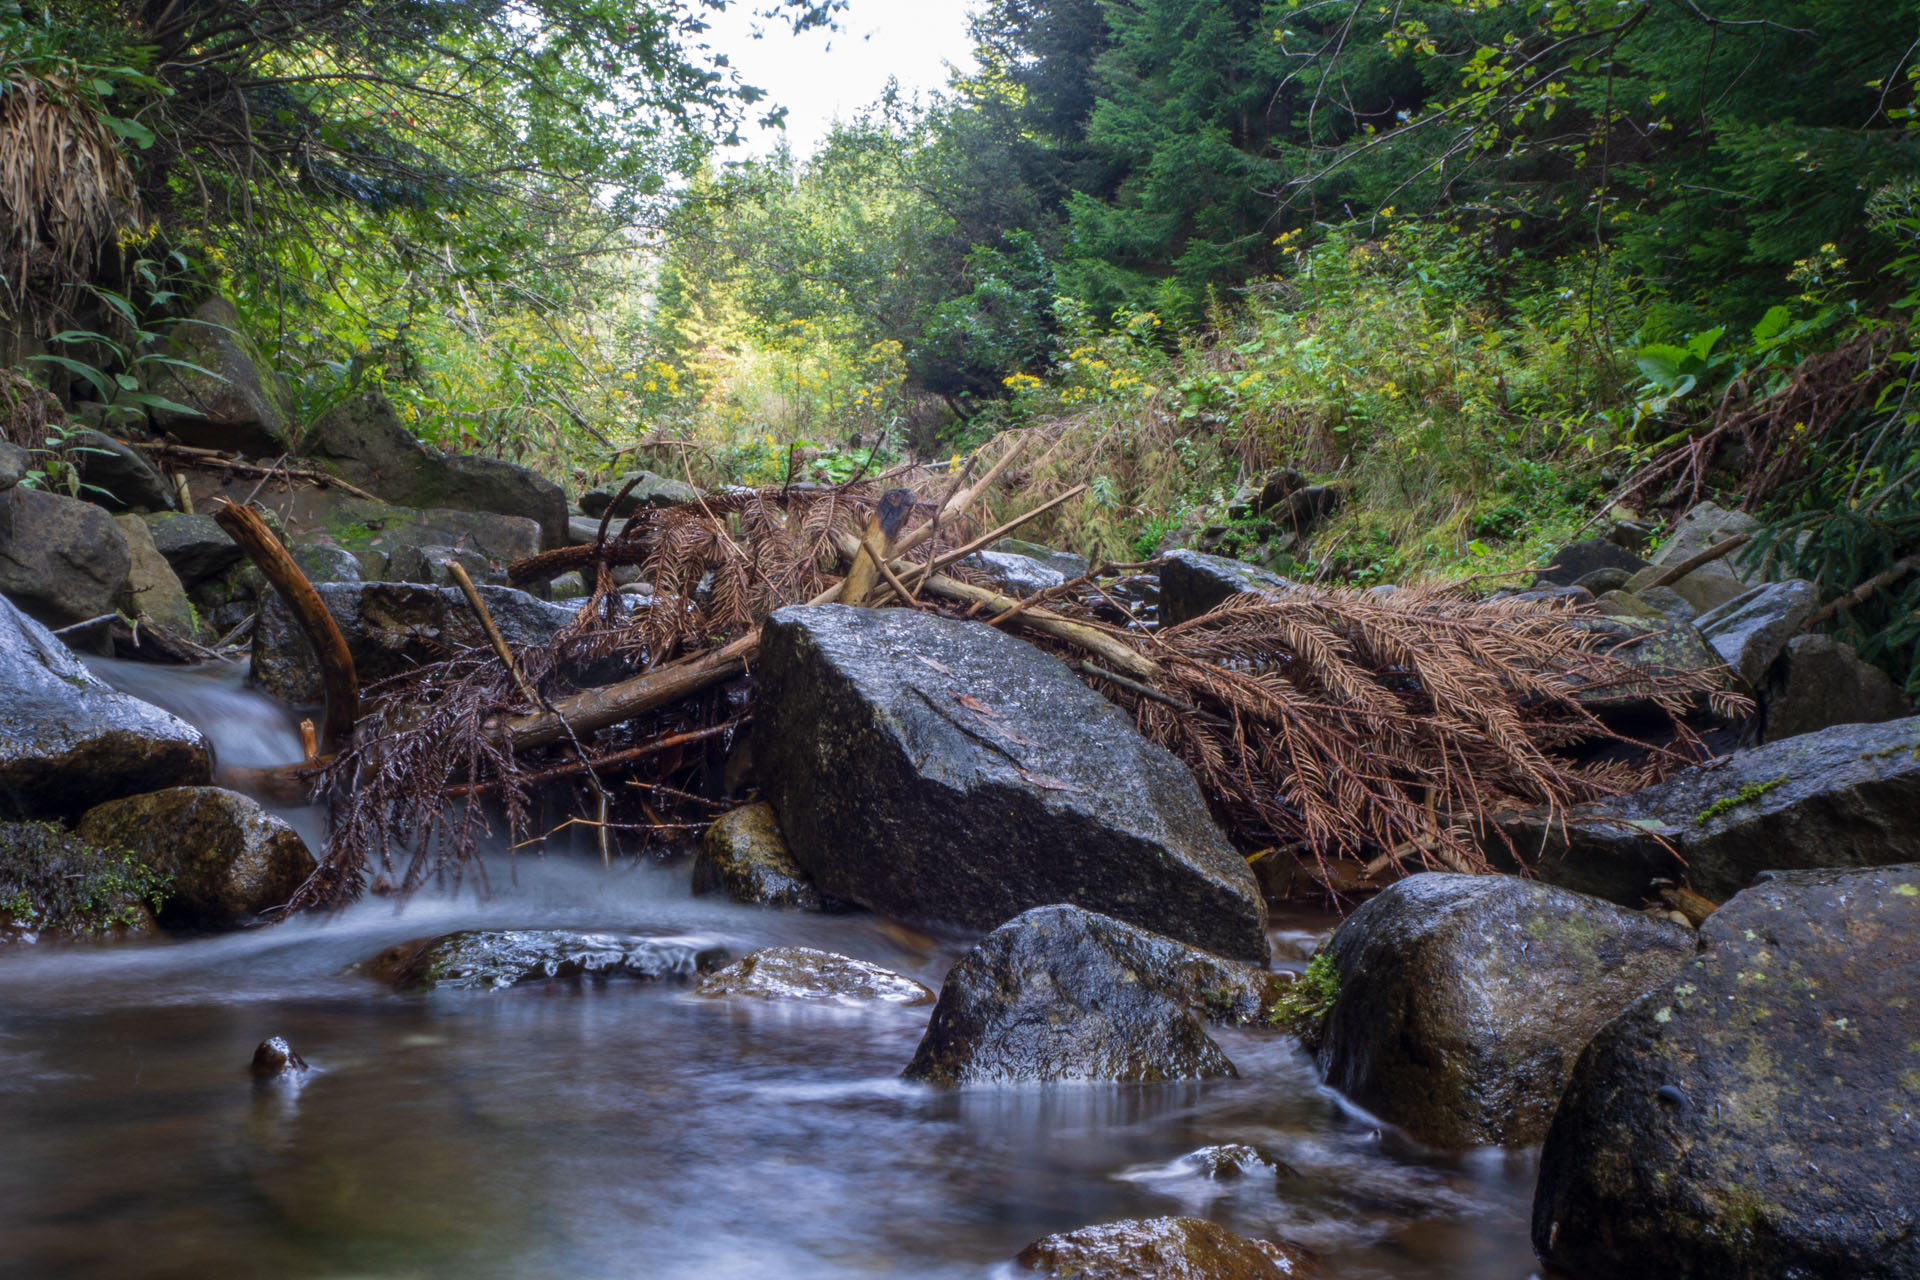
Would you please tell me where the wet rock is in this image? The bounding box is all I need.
[380,541,491,587]
[250,1036,309,1078]
[903,906,1272,1085]
[145,296,294,456]
[1317,873,1694,1147]
[579,470,698,519]
[0,442,26,490]
[0,821,162,941]
[367,929,724,992]
[1761,633,1912,743]
[0,595,210,820]
[251,580,593,705]
[1633,583,1701,622]
[1500,714,1920,903]
[1177,1144,1296,1181]
[690,802,823,909]
[70,430,175,512]
[755,606,1267,960]
[77,786,314,929]
[303,394,570,549]
[1693,578,1818,686]
[113,515,196,634]
[144,511,245,591]
[1016,1217,1314,1278]
[694,946,933,1004]
[233,541,363,597]
[1534,538,1647,588]
[965,550,1066,596]
[0,485,131,626]
[993,537,1088,580]
[1159,549,1297,627]
[1533,864,1920,1280]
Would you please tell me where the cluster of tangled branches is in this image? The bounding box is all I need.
[295,455,1741,912]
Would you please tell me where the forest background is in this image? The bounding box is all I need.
[4,0,1919,692]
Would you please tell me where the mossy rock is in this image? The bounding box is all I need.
[0,821,165,942]
[689,803,823,909]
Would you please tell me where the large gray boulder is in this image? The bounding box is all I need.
[365,929,724,992]
[1501,714,1920,904]
[1317,874,1694,1147]
[1159,549,1295,626]
[1533,864,1920,1280]
[77,787,314,929]
[1649,501,1761,582]
[315,498,542,581]
[0,442,26,490]
[964,550,1067,596]
[1760,633,1912,743]
[904,906,1274,1085]
[1015,1217,1314,1278]
[144,511,244,591]
[145,296,294,456]
[304,395,570,549]
[251,580,588,705]
[992,537,1088,580]
[0,595,210,820]
[1694,578,1818,686]
[754,605,1268,959]
[0,485,131,626]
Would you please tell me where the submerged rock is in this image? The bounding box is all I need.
[1501,713,1920,903]
[77,786,315,929]
[0,821,163,942]
[0,595,210,821]
[1533,864,1920,1280]
[368,930,725,992]
[690,803,823,909]
[754,605,1267,960]
[1158,549,1295,626]
[1317,873,1694,1147]
[250,1036,309,1079]
[0,485,131,626]
[1016,1217,1314,1278]
[694,946,932,1004]
[903,905,1273,1085]
[304,394,570,549]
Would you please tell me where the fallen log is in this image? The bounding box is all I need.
[141,441,382,503]
[213,500,359,749]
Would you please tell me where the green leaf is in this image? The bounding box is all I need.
[1751,305,1792,344]
[1685,327,1724,362]
[26,355,114,401]
[101,115,155,149]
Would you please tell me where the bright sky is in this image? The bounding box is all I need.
[702,0,982,158]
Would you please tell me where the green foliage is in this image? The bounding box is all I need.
[1268,950,1339,1040]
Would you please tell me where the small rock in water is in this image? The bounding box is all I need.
[1179,1144,1297,1182]
[694,946,933,1004]
[1016,1216,1315,1278]
[250,1036,309,1078]
[366,929,727,992]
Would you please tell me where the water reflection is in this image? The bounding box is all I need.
[1,664,1548,1279]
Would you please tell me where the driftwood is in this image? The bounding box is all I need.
[212,499,359,749]
[140,440,383,503]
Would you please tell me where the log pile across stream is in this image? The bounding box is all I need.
[215,437,1742,914]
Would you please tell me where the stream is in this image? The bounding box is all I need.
[0,660,1543,1279]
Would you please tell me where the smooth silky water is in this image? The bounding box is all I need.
[1,661,1543,1279]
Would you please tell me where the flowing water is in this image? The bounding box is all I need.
[1,662,1543,1280]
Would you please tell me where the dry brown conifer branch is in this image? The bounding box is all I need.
[445,559,542,709]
